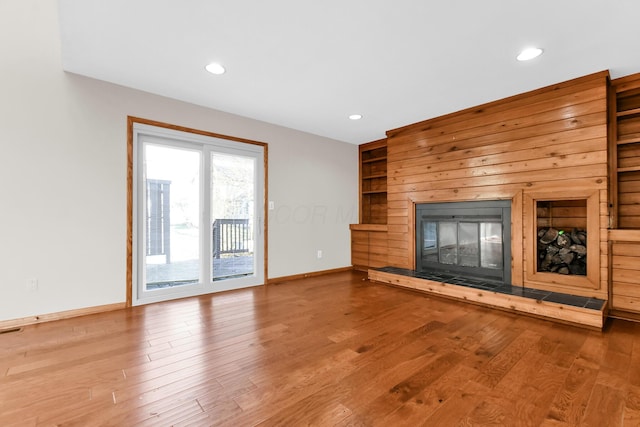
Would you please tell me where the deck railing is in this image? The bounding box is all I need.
[212,219,250,259]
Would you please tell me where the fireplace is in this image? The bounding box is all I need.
[416,200,511,283]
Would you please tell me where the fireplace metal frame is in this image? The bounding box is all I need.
[415,200,512,283]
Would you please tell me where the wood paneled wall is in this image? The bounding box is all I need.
[385,71,609,298]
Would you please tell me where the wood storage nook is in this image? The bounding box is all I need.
[523,190,600,296]
[536,203,588,275]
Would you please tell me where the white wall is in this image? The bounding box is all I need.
[0,0,358,322]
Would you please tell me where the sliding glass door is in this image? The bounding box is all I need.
[133,124,265,305]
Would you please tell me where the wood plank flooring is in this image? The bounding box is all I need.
[1,270,639,426]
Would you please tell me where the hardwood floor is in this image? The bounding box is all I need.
[1,270,639,426]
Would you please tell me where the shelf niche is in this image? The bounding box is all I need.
[359,139,387,224]
[610,74,640,229]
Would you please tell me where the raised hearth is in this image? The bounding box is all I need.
[369,266,607,329]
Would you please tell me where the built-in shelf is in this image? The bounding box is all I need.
[617,166,640,173]
[352,139,389,270]
[362,156,387,164]
[362,173,387,179]
[349,224,388,232]
[617,137,640,145]
[609,73,640,323]
[610,73,640,230]
[616,107,640,117]
[359,139,388,225]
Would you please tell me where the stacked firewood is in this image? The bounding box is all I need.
[537,228,587,275]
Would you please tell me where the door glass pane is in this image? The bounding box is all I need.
[211,153,255,281]
[458,222,479,267]
[439,222,457,265]
[144,144,200,290]
[423,221,438,262]
[481,222,503,269]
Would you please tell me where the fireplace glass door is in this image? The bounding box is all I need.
[417,201,511,283]
[423,221,503,268]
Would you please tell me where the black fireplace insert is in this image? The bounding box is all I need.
[416,200,511,283]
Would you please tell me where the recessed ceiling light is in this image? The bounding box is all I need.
[517,47,543,61]
[349,114,363,121]
[205,62,226,75]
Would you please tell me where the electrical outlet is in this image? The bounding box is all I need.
[317,250,322,259]
[26,278,38,292]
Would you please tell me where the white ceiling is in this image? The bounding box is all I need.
[58,0,640,144]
